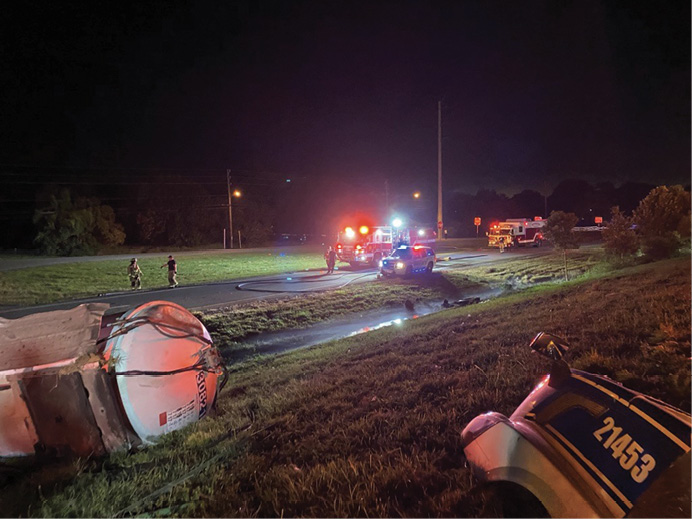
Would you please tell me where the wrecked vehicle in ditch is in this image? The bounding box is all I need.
[462,332,691,518]
[0,301,225,458]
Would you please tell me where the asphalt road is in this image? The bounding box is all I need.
[0,247,549,319]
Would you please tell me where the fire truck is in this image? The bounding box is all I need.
[336,225,436,267]
[487,217,545,249]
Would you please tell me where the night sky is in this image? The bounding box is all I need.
[2,0,690,196]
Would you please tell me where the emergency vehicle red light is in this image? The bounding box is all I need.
[413,245,422,249]
[359,225,369,235]
[336,243,342,249]
[356,244,362,250]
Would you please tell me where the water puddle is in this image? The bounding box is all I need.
[222,287,502,363]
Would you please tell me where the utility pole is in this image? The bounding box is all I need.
[384,179,389,217]
[437,100,444,239]
[226,169,234,249]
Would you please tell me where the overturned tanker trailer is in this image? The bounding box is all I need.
[0,301,225,458]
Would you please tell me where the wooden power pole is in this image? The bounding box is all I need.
[226,169,234,249]
[437,101,444,239]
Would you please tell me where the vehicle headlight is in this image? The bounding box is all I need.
[378,260,383,267]
[396,262,404,269]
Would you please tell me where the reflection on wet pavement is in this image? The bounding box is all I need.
[222,287,501,364]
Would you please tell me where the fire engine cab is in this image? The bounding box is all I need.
[488,217,545,249]
[336,225,436,267]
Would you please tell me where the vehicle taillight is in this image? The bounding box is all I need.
[336,243,342,250]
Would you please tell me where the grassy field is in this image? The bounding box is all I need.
[3,255,689,517]
[0,252,325,306]
[445,249,607,288]
[0,239,487,307]
[197,249,608,353]
[198,272,481,357]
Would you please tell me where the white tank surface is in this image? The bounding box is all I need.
[0,301,225,458]
[103,301,223,444]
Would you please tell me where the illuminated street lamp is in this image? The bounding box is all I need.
[413,191,421,199]
[392,217,403,228]
[226,169,242,248]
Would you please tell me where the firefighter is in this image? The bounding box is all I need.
[325,246,337,274]
[498,236,505,253]
[160,255,178,287]
[128,258,142,290]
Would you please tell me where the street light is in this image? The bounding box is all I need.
[227,179,242,248]
[392,217,402,228]
[413,191,421,199]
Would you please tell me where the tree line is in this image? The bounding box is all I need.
[1,175,689,256]
[543,184,690,281]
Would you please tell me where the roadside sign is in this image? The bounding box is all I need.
[595,216,603,224]
[438,221,443,228]
[474,217,481,226]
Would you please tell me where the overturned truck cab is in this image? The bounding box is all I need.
[0,301,225,458]
[462,332,691,518]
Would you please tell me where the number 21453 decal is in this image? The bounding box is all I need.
[593,416,656,483]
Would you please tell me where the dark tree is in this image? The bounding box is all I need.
[633,185,690,259]
[33,188,125,256]
[602,206,638,261]
[543,210,580,280]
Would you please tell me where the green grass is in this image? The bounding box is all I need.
[198,272,477,352]
[0,238,487,307]
[447,249,607,287]
[4,256,689,517]
[199,249,608,351]
[0,252,325,306]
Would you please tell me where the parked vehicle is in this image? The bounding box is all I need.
[487,217,545,248]
[462,332,691,518]
[336,225,436,267]
[380,245,436,276]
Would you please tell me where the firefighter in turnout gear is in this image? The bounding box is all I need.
[161,255,178,287]
[325,246,337,274]
[128,258,142,290]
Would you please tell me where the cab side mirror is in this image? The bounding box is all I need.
[530,332,570,361]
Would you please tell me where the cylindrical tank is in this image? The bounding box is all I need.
[103,301,223,444]
[0,300,224,457]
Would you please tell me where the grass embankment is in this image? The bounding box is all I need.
[201,250,604,360]
[6,256,689,518]
[0,252,324,306]
[446,249,605,287]
[199,272,474,348]
[0,238,486,307]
